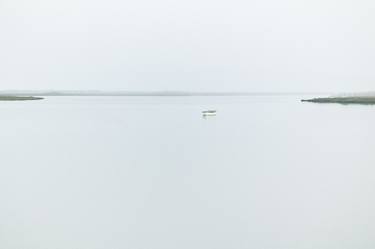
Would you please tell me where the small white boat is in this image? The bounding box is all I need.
[202,110,217,116]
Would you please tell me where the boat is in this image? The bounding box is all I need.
[202,110,217,116]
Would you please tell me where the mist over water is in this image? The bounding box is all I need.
[1,95,375,249]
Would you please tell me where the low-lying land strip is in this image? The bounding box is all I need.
[0,96,43,101]
[302,97,375,105]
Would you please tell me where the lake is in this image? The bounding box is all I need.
[1,95,375,249]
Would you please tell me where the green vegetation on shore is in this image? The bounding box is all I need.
[302,97,375,105]
[0,96,43,101]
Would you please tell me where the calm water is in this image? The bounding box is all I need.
[1,96,375,249]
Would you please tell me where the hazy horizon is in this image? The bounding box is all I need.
[0,89,336,97]
[0,89,333,93]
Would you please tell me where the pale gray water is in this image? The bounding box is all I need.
[1,96,375,249]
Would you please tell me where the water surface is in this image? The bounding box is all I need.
[1,96,375,249]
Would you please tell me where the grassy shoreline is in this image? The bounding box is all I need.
[0,96,44,101]
[302,97,375,105]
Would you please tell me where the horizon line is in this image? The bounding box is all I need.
[0,90,334,96]
[0,89,335,93]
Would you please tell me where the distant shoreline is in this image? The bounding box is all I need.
[0,91,329,97]
[302,97,375,105]
[0,96,44,101]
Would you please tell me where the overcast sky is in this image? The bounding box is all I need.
[0,0,374,92]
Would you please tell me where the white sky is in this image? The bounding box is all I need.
[0,0,375,92]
